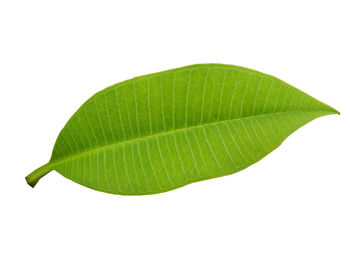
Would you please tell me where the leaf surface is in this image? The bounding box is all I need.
[26,64,338,195]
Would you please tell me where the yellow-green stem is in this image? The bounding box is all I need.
[25,163,53,188]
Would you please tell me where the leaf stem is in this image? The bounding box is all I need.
[25,163,53,188]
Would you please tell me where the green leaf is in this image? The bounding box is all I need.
[26,64,338,195]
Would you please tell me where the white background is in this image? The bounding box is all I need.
[1,1,349,262]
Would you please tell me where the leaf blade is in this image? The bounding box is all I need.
[26,64,338,194]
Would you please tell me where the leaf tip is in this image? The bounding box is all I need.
[330,107,340,115]
[319,102,340,116]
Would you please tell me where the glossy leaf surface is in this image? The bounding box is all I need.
[26,64,338,195]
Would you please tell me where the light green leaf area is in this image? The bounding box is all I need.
[26,64,338,195]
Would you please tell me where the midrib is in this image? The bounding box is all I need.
[49,110,333,168]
